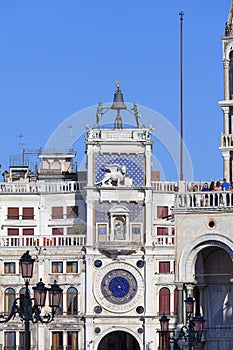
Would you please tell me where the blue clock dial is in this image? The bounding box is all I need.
[101,269,137,304]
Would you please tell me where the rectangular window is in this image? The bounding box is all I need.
[4,262,16,274]
[52,331,63,349]
[7,228,19,236]
[7,207,19,220]
[22,207,34,220]
[52,206,63,219]
[159,261,170,273]
[157,227,168,235]
[52,262,63,273]
[52,227,64,235]
[157,227,168,245]
[157,206,168,219]
[22,228,34,236]
[67,331,78,350]
[5,331,16,349]
[66,261,78,273]
[67,206,79,218]
[131,224,141,242]
[97,223,107,242]
[67,227,73,235]
[19,332,25,350]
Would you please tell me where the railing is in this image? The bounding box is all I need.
[151,181,220,192]
[87,128,152,141]
[51,347,78,350]
[221,133,233,147]
[0,235,86,248]
[0,181,86,193]
[151,181,179,192]
[153,235,175,246]
[175,191,233,208]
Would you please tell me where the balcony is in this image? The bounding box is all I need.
[0,235,86,248]
[220,133,233,148]
[0,181,85,193]
[175,191,233,210]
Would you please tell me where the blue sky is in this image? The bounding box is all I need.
[0,1,230,181]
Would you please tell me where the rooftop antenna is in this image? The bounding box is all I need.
[17,133,27,166]
[179,11,184,181]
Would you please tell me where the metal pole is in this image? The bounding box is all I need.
[162,332,165,350]
[179,11,184,181]
[25,281,31,350]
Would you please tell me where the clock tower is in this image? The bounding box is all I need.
[219,1,233,182]
[83,83,154,349]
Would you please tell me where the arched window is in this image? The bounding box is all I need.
[67,287,78,315]
[5,288,15,314]
[159,287,170,315]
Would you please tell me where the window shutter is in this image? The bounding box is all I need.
[7,208,19,219]
[159,287,170,315]
[22,208,34,219]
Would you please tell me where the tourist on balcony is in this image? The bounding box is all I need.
[209,181,215,206]
[230,182,233,206]
[189,183,198,207]
[201,182,210,206]
[214,181,222,206]
[222,178,230,205]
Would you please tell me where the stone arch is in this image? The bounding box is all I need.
[224,40,233,60]
[178,233,233,282]
[95,328,141,350]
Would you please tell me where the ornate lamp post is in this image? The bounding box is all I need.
[0,251,63,350]
[159,296,205,350]
[159,314,170,350]
[179,296,205,350]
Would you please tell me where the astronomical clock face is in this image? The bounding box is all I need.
[94,262,144,313]
[101,269,137,304]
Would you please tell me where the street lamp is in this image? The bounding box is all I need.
[159,314,170,350]
[159,296,205,350]
[0,251,63,350]
[178,296,205,350]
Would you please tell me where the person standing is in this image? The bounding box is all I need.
[222,178,230,205]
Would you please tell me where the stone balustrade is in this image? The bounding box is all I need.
[87,128,152,141]
[175,191,233,208]
[0,235,86,248]
[221,133,233,147]
[0,181,86,193]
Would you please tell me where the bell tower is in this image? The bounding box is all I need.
[219,1,233,182]
[83,83,154,348]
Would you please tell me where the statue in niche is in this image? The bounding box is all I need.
[114,218,125,240]
[95,164,127,187]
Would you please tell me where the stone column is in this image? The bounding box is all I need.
[37,324,45,350]
[224,60,230,100]
[222,150,230,181]
[176,283,184,325]
[221,106,230,134]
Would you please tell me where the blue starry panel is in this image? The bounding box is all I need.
[95,202,144,223]
[94,154,145,187]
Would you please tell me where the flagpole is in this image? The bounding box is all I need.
[179,11,184,181]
